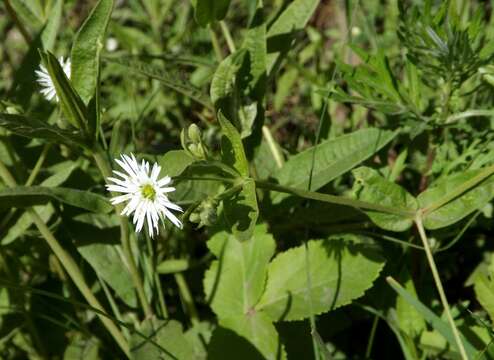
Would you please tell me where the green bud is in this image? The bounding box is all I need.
[188,123,202,143]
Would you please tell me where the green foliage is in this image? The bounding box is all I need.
[2,0,494,359]
[256,237,385,321]
[351,167,417,231]
[192,0,231,27]
[129,318,194,359]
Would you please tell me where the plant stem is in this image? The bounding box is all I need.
[26,144,51,186]
[209,25,223,61]
[0,161,130,357]
[414,215,468,360]
[174,273,199,325]
[219,20,236,53]
[365,315,379,358]
[92,151,153,318]
[262,125,284,168]
[255,180,415,217]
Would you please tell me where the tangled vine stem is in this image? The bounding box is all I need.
[415,215,468,360]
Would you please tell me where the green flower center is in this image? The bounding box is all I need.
[141,184,156,200]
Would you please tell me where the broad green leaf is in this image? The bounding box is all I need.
[474,271,494,324]
[256,237,385,321]
[77,242,136,307]
[243,3,267,101]
[192,0,231,26]
[351,167,417,231]
[130,318,194,360]
[211,50,255,137]
[107,57,212,109]
[204,225,275,318]
[418,170,494,230]
[387,277,477,358]
[273,129,397,202]
[0,113,87,148]
[266,0,320,74]
[159,150,195,178]
[274,68,298,111]
[40,52,89,133]
[220,313,287,360]
[184,321,214,359]
[8,0,43,30]
[0,186,112,213]
[41,0,64,51]
[71,0,114,104]
[223,178,259,242]
[218,112,249,177]
[63,335,100,360]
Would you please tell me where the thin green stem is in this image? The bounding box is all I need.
[92,151,153,319]
[97,273,129,339]
[415,215,468,360]
[174,273,199,325]
[209,25,223,61]
[26,144,51,186]
[262,125,284,168]
[219,20,236,53]
[0,161,130,357]
[255,180,415,217]
[365,315,379,358]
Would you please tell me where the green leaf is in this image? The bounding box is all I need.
[273,128,397,202]
[159,150,195,178]
[0,186,112,213]
[223,178,259,242]
[217,112,249,177]
[192,0,231,26]
[130,318,194,360]
[256,237,385,321]
[473,266,494,324]
[418,170,494,230]
[266,0,320,74]
[40,52,89,133]
[220,313,287,360]
[71,0,114,105]
[351,167,417,232]
[387,277,478,358]
[0,113,87,148]
[204,225,275,318]
[77,242,136,308]
[41,0,64,51]
[63,335,100,360]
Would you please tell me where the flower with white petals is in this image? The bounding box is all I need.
[106,154,183,237]
[35,56,71,102]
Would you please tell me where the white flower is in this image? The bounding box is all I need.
[106,154,183,237]
[35,56,71,102]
